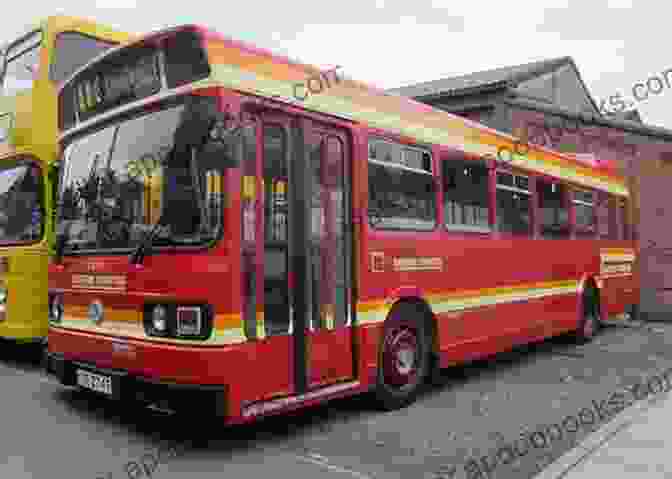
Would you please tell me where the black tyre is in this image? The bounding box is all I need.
[574,289,601,343]
[627,303,640,321]
[374,302,432,411]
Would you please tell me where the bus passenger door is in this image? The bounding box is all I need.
[257,112,354,396]
[301,122,354,390]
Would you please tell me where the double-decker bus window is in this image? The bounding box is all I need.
[368,138,435,231]
[49,32,117,84]
[0,162,43,244]
[496,171,531,235]
[59,102,223,251]
[537,179,568,239]
[442,156,489,231]
[263,124,290,337]
[1,31,42,96]
[573,189,596,238]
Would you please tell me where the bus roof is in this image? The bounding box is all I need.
[40,15,133,43]
[61,24,629,196]
[2,15,133,51]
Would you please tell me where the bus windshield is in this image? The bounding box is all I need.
[0,162,43,244]
[58,103,225,252]
[49,32,117,84]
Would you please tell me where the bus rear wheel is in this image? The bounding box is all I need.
[374,303,431,411]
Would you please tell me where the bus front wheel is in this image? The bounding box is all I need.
[374,303,431,411]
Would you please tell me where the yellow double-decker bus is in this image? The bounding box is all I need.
[0,16,132,343]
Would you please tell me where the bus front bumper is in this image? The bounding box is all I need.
[45,352,228,417]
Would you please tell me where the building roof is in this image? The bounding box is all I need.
[387,56,574,100]
[389,56,672,143]
[609,109,643,123]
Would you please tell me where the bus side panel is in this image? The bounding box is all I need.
[360,234,609,371]
[0,248,49,339]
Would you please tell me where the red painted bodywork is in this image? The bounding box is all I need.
[48,31,637,423]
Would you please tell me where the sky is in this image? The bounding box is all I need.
[4,0,671,129]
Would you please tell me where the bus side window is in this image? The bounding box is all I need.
[537,178,569,239]
[573,189,596,238]
[49,32,116,84]
[2,31,41,96]
[442,156,489,231]
[605,194,623,240]
[596,192,613,240]
[495,170,531,236]
[367,138,435,231]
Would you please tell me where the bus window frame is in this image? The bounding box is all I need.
[0,30,43,93]
[366,135,438,233]
[48,30,119,84]
[440,151,492,234]
[57,93,227,257]
[0,155,46,247]
[571,186,597,238]
[535,174,570,240]
[494,167,533,237]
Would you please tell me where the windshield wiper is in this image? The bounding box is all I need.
[129,220,170,265]
[53,222,73,265]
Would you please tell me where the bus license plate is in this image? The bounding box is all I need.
[76,369,113,395]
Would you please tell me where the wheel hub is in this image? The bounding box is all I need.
[383,327,419,387]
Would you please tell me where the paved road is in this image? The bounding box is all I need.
[0,320,670,479]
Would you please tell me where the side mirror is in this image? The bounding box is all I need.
[0,50,6,84]
[48,161,61,184]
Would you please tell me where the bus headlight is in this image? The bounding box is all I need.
[0,287,7,304]
[49,294,63,323]
[143,303,212,339]
[152,304,168,333]
[176,306,202,336]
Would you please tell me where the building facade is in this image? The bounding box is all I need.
[389,57,672,320]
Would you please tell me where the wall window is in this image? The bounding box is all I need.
[442,157,489,230]
[537,178,569,238]
[368,138,435,230]
[573,189,596,238]
[496,170,531,235]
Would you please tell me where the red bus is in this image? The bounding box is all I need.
[45,24,637,420]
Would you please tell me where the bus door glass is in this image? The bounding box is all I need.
[251,111,354,394]
[304,122,353,389]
